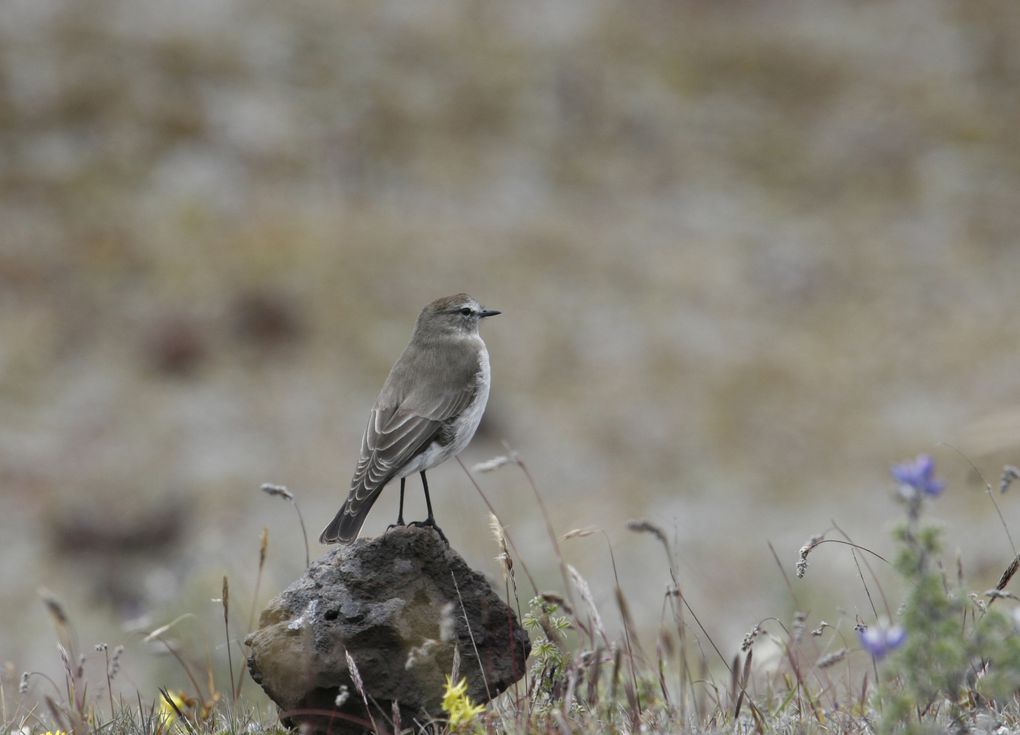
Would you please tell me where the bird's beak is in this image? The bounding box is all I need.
[479,308,501,318]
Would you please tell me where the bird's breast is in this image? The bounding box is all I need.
[394,343,490,478]
[447,344,489,445]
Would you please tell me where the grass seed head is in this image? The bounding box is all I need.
[626,519,669,550]
[741,624,761,652]
[817,648,848,668]
[260,483,294,501]
[38,588,69,628]
[472,455,511,473]
[796,534,825,578]
[1000,465,1020,494]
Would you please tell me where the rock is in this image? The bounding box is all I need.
[245,526,530,733]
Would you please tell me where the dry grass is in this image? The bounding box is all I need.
[9,452,1020,734]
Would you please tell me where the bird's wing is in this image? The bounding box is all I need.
[319,371,480,544]
[350,377,479,499]
[348,407,441,503]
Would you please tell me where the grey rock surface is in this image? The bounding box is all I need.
[245,526,530,733]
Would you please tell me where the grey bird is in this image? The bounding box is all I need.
[319,294,500,545]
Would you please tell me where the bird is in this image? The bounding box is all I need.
[319,293,500,545]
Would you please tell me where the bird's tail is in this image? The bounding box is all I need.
[319,487,384,545]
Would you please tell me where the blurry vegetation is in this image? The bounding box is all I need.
[2,0,1020,714]
[10,455,1020,733]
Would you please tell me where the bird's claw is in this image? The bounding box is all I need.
[409,519,449,545]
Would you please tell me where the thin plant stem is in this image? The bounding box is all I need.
[506,445,576,608]
[259,484,310,568]
[154,635,207,704]
[831,520,893,620]
[221,577,237,704]
[940,442,1017,557]
[451,571,491,701]
[455,457,539,596]
[599,530,642,715]
[237,528,269,699]
[104,647,115,722]
[293,501,310,568]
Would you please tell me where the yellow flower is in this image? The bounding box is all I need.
[41,731,68,735]
[441,676,485,729]
[157,690,193,731]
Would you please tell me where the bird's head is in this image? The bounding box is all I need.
[415,293,500,339]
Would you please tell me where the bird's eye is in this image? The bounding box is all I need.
[459,307,473,316]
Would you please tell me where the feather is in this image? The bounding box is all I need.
[319,329,484,545]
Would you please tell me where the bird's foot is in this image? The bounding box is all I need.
[385,519,406,533]
[409,518,449,545]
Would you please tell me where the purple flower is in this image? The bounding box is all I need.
[858,622,906,659]
[891,454,945,497]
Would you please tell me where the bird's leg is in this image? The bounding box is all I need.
[410,471,448,544]
[399,477,406,525]
[386,478,407,532]
[421,471,435,522]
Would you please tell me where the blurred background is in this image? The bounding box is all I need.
[3,0,1020,696]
